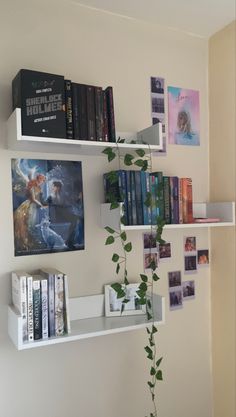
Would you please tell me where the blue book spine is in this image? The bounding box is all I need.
[134,171,143,225]
[120,170,128,225]
[163,176,171,224]
[153,172,164,220]
[130,171,137,225]
[150,174,158,224]
[125,171,132,225]
[140,171,149,225]
[170,176,179,224]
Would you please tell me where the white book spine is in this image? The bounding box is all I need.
[11,272,28,342]
[55,274,64,336]
[41,279,49,339]
[63,274,71,333]
[48,274,55,337]
[27,276,34,341]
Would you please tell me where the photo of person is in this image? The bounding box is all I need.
[11,158,84,256]
[168,271,181,288]
[182,280,195,300]
[152,97,165,114]
[184,256,197,273]
[159,242,171,259]
[197,250,209,266]
[151,77,164,94]
[184,236,196,253]
[143,233,157,250]
[169,289,183,310]
[168,86,200,146]
[144,252,158,270]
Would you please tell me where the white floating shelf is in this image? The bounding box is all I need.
[8,293,165,350]
[7,109,163,156]
[101,202,235,231]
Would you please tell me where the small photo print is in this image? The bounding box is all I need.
[159,242,171,260]
[104,283,146,317]
[197,249,209,266]
[151,77,164,94]
[184,256,197,273]
[144,252,159,270]
[152,96,165,114]
[184,236,196,253]
[182,280,195,300]
[169,289,183,310]
[143,233,157,250]
[168,271,181,288]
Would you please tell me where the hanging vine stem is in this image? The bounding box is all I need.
[102,141,164,417]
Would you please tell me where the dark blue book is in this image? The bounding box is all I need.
[134,171,143,225]
[125,171,132,225]
[130,171,137,225]
[140,171,151,225]
[170,176,179,224]
[152,171,164,221]
[163,176,171,224]
[149,174,158,224]
[64,80,74,139]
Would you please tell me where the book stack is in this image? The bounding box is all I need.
[12,69,116,142]
[103,171,193,226]
[11,268,71,343]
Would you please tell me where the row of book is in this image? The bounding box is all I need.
[12,69,116,141]
[103,170,193,225]
[11,268,70,343]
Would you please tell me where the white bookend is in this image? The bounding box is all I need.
[27,276,34,342]
[11,271,28,342]
[63,274,71,334]
[41,279,49,339]
[55,273,64,336]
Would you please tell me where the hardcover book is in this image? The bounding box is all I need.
[12,69,66,138]
[105,86,116,142]
[33,278,42,340]
[11,271,28,342]
[54,272,65,336]
[65,80,74,139]
[27,275,34,342]
[41,279,49,339]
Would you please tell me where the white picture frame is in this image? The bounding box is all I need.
[104,283,146,317]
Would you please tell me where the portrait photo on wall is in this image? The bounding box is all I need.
[11,158,84,256]
[168,86,200,146]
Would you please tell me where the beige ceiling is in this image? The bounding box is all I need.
[71,0,235,37]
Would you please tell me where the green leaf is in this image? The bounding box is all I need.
[140,274,148,282]
[111,282,122,292]
[110,202,120,210]
[135,149,145,157]
[117,137,125,143]
[120,231,127,241]
[134,159,144,167]
[124,277,129,285]
[137,297,146,305]
[149,337,155,347]
[112,253,119,262]
[144,346,152,355]
[147,381,155,388]
[105,236,115,245]
[105,226,116,234]
[107,171,118,183]
[152,273,160,281]
[120,215,126,225]
[150,260,157,271]
[108,151,116,162]
[156,357,163,367]
[150,367,156,376]
[141,160,148,171]
[124,154,134,166]
[156,370,163,381]
[117,289,126,299]
[123,298,130,304]
[139,282,147,291]
[147,312,153,321]
[116,263,120,274]
[144,192,152,207]
[102,147,111,155]
[147,299,151,309]
[152,325,157,334]
[146,327,151,334]
[124,242,132,252]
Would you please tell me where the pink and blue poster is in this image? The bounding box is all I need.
[168,87,200,146]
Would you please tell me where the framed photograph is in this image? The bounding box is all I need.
[182,280,195,300]
[169,288,183,310]
[105,283,146,317]
[168,270,181,288]
[197,249,209,266]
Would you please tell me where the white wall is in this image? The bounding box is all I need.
[0,1,212,417]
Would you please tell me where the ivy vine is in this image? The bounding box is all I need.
[103,141,164,417]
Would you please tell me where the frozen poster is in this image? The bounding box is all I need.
[168,86,200,146]
[11,159,84,256]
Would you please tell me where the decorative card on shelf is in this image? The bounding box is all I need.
[168,86,200,146]
[105,283,146,317]
[11,158,84,256]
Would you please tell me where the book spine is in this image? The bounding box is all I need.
[63,274,71,334]
[64,80,74,139]
[186,178,193,223]
[103,170,123,203]
[86,85,96,141]
[41,279,49,339]
[126,171,132,225]
[140,171,149,225]
[155,172,164,221]
[105,86,116,142]
[150,174,157,224]
[103,90,109,142]
[48,274,55,337]
[33,280,42,340]
[27,276,34,342]
[134,171,143,225]
[120,170,128,225]
[163,176,171,224]
[130,171,137,225]
[55,274,64,336]
[11,272,28,342]
[77,83,88,140]
[170,176,179,224]
[178,178,183,224]
[95,86,104,141]
[72,83,79,139]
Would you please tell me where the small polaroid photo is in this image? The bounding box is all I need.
[168,270,181,288]
[159,242,171,260]
[144,252,159,271]
[184,236,197,253]
[197,249,209,266]
[182,280,195,300]
[143,233,157,251]
[152,96,165,114]
[184,255,197,274]
[169,288,183,310]
[104,283,146,317]
[151,77,165,95]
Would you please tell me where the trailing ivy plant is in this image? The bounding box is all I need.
[102,141,165,417]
